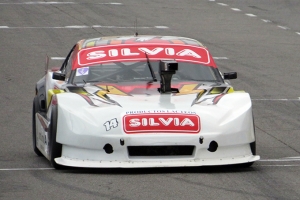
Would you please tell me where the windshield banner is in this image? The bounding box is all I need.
[77,44,211,66]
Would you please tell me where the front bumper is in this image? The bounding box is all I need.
[55,154,259,168]
[55,139,260,168]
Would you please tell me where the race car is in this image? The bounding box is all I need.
[32,35,260,169]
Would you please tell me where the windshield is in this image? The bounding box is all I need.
[72,61,222,84]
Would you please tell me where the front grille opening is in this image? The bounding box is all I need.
[128,145,195,156]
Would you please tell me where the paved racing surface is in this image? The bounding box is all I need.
[1,0,299,199]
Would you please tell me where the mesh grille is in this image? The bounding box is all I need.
[128,145,195,156]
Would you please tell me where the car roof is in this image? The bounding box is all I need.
[78,35,206,49]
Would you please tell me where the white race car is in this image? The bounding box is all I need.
[32,35,260,169]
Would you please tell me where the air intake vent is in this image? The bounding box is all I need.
[128,145,195,156]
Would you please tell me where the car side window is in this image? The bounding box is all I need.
[64,54,73,81]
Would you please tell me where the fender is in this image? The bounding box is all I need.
[35,77,47,113]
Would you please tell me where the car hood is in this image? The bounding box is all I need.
[64,81,234,109]
[54,81,254,147]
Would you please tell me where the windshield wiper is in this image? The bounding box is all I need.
[145,53,157,82]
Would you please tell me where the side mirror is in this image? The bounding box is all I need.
[224,72,237,80]
[52,72,66,81]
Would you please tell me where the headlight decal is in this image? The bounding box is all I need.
[77,93,98,107]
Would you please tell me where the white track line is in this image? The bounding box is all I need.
[217,3,228,6]
[231,8,241,11]
[261,19,272,23]
[277,25,290,30]
[0,168,53,171]
[213,1,298,37]
[260,159,300,162]
[0,25,169,29]
[245,13,257,17]
[258,157,300,166]
[65,25,89,28]
[154,26,169,29]
[259,157,300,162]
[0,2,122,5]
[51,57,65,60]
[286,156,300,158]
[259,165,300,167]
[213,57,228,60]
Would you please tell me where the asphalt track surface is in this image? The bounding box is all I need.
[0,0,299,199]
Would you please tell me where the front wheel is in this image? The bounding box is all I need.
[236,141,256,168]
[239,120,257,168]
[49,105,64,169]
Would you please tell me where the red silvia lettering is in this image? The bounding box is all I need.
[86,47,201,60]
[123,113,200,134]
[129,117,194,127]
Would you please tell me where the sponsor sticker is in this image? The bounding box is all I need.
[76,67,89,76]
[123,113,200,134]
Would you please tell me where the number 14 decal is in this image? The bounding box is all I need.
[103,118,118,131]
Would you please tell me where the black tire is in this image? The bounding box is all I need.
[49,105,64,169]
[32,97,43,156]
[237,141,256,167]
[250,141,256,155]
[238,118,257,168]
